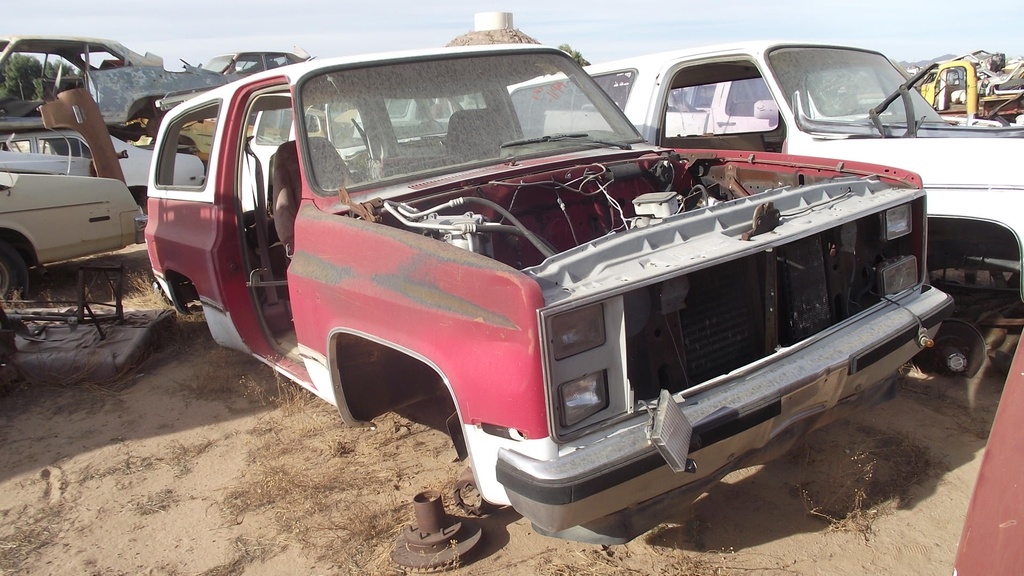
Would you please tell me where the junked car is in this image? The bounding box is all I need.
[0,87,147,296]
[0,171,145,296]
[200,49,311,76]
[0,36,228,136]
[145,44,952,543]
[0,128,205,206]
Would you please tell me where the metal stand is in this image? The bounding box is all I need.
[4,265,125,340]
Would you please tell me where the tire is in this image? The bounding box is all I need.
[129,186,149,214]
[0,241,29,299]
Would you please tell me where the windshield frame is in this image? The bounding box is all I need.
[293,49,643,197]
[765,45,947,138]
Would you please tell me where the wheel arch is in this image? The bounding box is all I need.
[0,227,38,268]
[927,215,1023,300]
[927,216,1022,271]
[328,329,463,449]
[160,267,200,313]
[127,185,149,210]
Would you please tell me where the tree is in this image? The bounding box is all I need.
[558,44,590,67]
[1,54,43,100]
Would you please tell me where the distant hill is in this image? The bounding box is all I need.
[899,54,956,69]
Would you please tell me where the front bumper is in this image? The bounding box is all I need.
[134,213,149,244]
[496,285,953,544]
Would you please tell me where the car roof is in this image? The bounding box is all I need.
[584,40,885,75]
[0,35,161,67]
[216,50,304,58]
[178,43,568,107]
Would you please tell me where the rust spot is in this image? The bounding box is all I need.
[374,272,519,330]
[288,252,353,285]
[287,248,521,330]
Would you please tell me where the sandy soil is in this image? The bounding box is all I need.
[0,246,1015,575]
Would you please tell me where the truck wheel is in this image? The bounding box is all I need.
[0,241,29,299]
[914,319,987,378]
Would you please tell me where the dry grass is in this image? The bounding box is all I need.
[793,424,937,537]
[78,439,214,485]
[160,311,215,357]
[642,524,793,576]
[645,517,707,551]
[232,535,285,565]
[217,397,431,572]
[165,439,216,477]
[899,373,998,440]
[254,374,318,416]
[127,488,180,516]
[0,505,64,575]
[81,453,158,482]
[121,269,168,310]
[177,346,286,408]
[537,545,745,576]
[219,465,407,571]
[195,535,287,576]
[197,559,245,576]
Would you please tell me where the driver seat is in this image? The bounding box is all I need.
[271,140,301,256]
[445,109,516,161]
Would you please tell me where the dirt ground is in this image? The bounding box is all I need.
[0,245,1016,575]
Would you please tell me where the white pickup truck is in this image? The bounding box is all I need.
[586,42,1024,309]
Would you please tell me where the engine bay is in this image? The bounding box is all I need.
[372,151,873,270]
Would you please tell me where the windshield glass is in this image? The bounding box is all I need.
[297,50,641,194]
[203,55,234,73]
[767,47,945,134]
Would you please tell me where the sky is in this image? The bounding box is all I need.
[4,1,1023,69]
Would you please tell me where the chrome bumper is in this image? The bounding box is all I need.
[134,214,148,244]
[496,285,953,543]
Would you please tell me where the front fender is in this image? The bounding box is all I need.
[288,205,551,439]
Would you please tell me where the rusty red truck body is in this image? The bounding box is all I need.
[145,45,953,543]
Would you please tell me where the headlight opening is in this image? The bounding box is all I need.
[558,370,609,427]
[550,304,606,360]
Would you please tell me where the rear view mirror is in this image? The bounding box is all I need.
[753,99,779,123]
[305,113,323,135]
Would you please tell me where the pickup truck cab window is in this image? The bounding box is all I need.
[591,69,635,109]
[154,102,220,191]
[664,77,776,137]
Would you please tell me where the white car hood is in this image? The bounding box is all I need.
[789,135,1024,190]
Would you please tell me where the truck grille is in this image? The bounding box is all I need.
[624,212,911,400]
[777,236,833,345]
[679,258,761,383]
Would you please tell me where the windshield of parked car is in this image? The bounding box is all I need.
[767,47,946,136]
[203,55,234,74]
[0,50,82,103]
[296,50,641,195]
